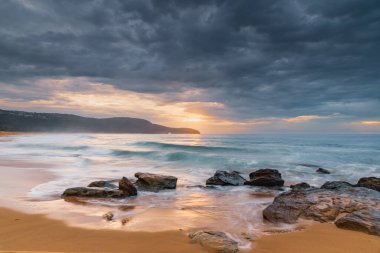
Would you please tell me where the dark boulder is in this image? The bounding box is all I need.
[263,186,380,237]
[135,172,177,192]
[88,180,117,188]
[290,182,311,190]
[335,208,380,236]
[356,177,380,192]
[316,168,330,174]
[321,181,353,190]
[189,230,239,253]
[245,169,284,187]
[62,187,126,198]
[119,177,137,196]
[206,170,247,186]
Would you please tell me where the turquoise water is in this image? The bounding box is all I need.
[1,133,380,246]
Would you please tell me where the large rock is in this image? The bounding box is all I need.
[245,169,284,187]
[335,208,380,236]
[88,180,117,188]
[134,172,177,192]
[356,177,380,192]
[119,177,137,196]
[206,170,247,186]
[321,181,354,190]
[62,187,126,198]
[189,230,239,253]
[263,186,380,236]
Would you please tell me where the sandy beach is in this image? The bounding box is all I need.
[1,207,379,253]
[0,133,379,253]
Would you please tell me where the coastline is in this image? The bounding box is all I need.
[0,133,379,253]
[1,207,379,253]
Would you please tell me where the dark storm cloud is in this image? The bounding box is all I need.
[1,0,380,120]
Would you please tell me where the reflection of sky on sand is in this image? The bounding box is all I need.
[1,133,380,248]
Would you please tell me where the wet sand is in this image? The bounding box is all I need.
[1,133,379,253]
[254,222,380,253]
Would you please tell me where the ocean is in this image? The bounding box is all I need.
[1,133,380,247]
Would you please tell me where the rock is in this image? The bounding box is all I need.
[119,177,137,196]
[135,172,177,192]
[263,186,380,229]
[62,187,126,198]
[189,230,239,253]
[356,177,380,192]
[316,168,330,174]
[335,208,380,236]
[245,169,284,187]
[88,180,117,188]
[206,170,247,186]
[320,181,353,190]
[121,218,130,225]
[290,182,310,190]
[102,211,114,221]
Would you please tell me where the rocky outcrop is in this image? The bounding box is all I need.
[206,170,247,186]
[62,187,126,198]
[335,208,380,236]
[189,230,239,253]
[119,177,137,196]
[135,172,177,192]
[263,186,380,236]
[88,180,117,188]
[320,181,353,190]
[316,168,330,174]
[245,169,284,187]
[356,177,380,192]
[290,182,310,190]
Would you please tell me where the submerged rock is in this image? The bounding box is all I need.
[135,172,177,192]
[320,181,353,190]
[245,169,284,187]
[335,208,380,236]
[356,177,380,192]
[189,230,239,253]
[119,177,137,196]
[88,180,117,188]
[263,186,380,236]
[62,187,126,198]
[290,182,311,190]
[102,211,114,221]
[206,170,247,186]
[316,168,330,174]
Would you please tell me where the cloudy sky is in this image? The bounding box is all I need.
[1,0,380,133]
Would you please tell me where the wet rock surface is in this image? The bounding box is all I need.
[189,230,239,253]
[320,181,353,190]
[119,177,137,196]
[245,169,284,187]
[87,180,117,188]
[335,208,380,236]
[290,182,311,190]
[62,187,126,198]
[206,170,247,186]
[316,168,330,174]
[356,177,380,192]
[135,172,177,192]
[263,186,380,236]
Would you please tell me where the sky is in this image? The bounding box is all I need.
[0,0,380,133]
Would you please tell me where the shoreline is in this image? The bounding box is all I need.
[1,133,379,252]
[1,207,379,253]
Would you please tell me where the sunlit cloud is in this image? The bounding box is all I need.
[358,121,380,125]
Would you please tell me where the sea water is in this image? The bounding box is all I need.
[1,133,380,247]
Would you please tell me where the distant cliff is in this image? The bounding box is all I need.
[0,109,200,134]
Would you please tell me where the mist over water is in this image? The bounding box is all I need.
[1,133,380,247]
